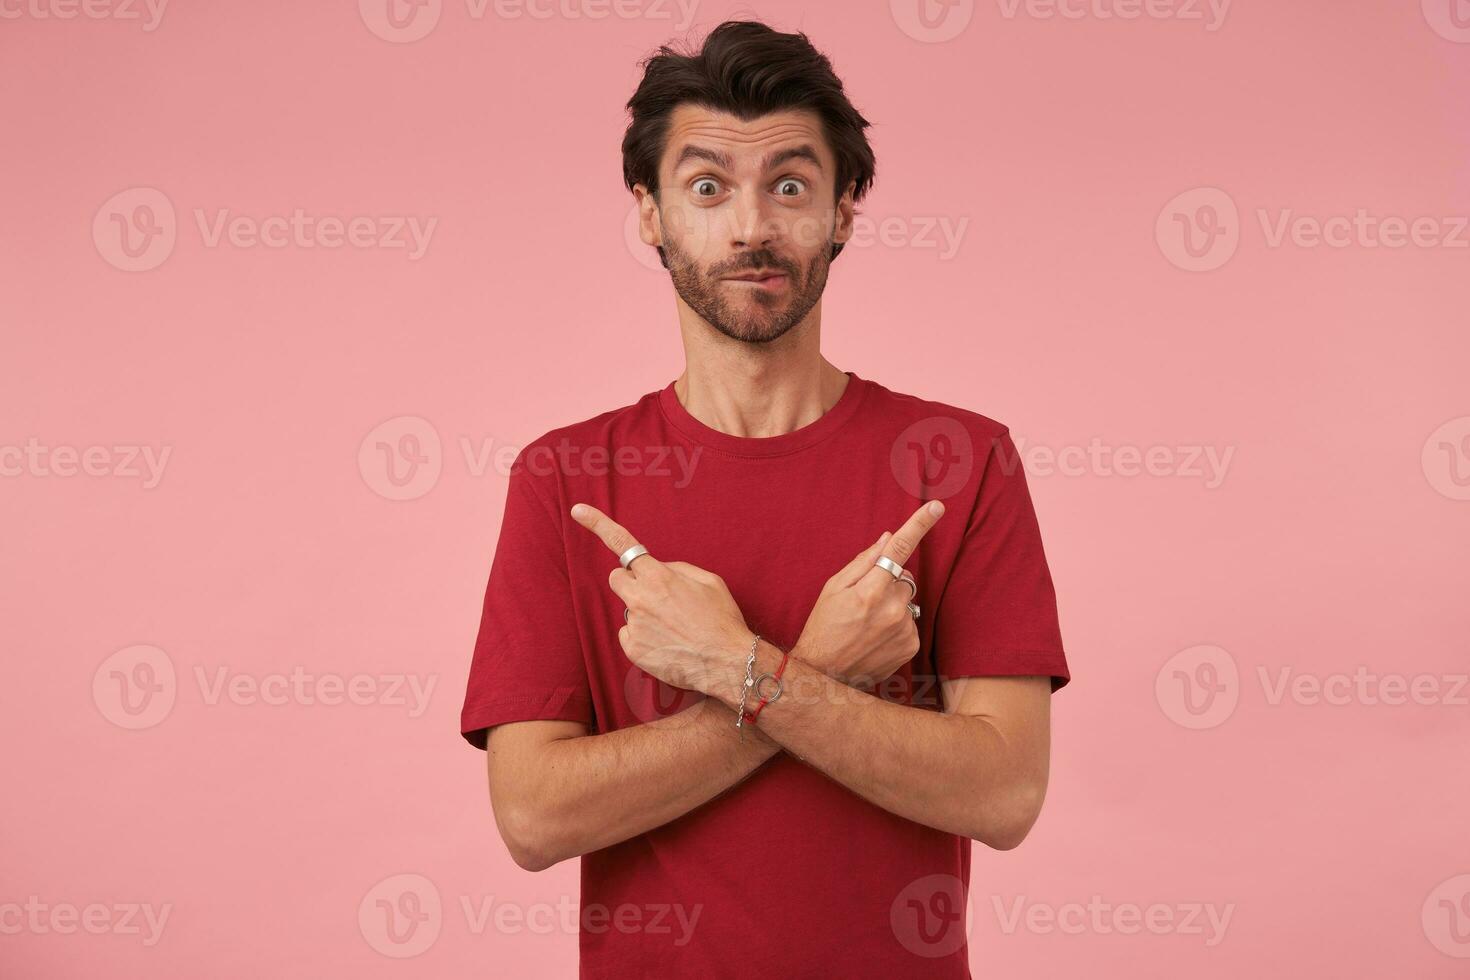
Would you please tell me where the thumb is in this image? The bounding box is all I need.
[830,531,891,590]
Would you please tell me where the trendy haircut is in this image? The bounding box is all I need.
[622,19,876,264]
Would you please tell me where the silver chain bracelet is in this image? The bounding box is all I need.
[734,633,760,734]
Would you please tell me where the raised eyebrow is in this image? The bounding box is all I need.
[672,145,733,173]
[763,145,823,173]
[671,143,824,175]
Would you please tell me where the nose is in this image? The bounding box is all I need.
[724,188,781,252]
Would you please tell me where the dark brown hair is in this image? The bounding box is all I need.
[622,19,876,263]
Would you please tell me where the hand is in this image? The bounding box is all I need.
[571,503,750,699]
[792,500,945,689]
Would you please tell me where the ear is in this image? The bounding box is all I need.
[633,185,662,249]
[832,178,857,246]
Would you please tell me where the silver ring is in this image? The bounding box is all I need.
[623,607,630,624]
[874,555,904,579]
[907,602,921,619]
[618,544,650,569]
[898,572,917,600]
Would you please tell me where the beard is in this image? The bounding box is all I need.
[662,232,831,345]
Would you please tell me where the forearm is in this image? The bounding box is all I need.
[495,694,780,870]
[732,641,1039,847]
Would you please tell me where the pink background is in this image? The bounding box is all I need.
[3,0,1469,976]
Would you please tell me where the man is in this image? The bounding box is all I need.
[460,19,1070,979]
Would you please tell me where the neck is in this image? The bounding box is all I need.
[672,308,848,438]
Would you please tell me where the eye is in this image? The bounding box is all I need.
[692,178,721,198]
[775,178,806,197]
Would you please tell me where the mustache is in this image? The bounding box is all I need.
[718,255,792,276]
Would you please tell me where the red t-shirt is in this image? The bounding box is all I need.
[461,371,1069,979]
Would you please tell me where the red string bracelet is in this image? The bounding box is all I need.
[741,646,790,726]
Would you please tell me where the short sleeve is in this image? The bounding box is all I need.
[460,455,596,749]
[930,428,1070,691]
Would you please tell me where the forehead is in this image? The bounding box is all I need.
[661,104,832,174]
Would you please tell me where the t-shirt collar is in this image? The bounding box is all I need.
[657,370,869,458]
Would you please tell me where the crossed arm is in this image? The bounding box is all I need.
[485,503,1053,872]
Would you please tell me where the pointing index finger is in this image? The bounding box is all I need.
[879,499,945,570]
[570,503,656,570]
